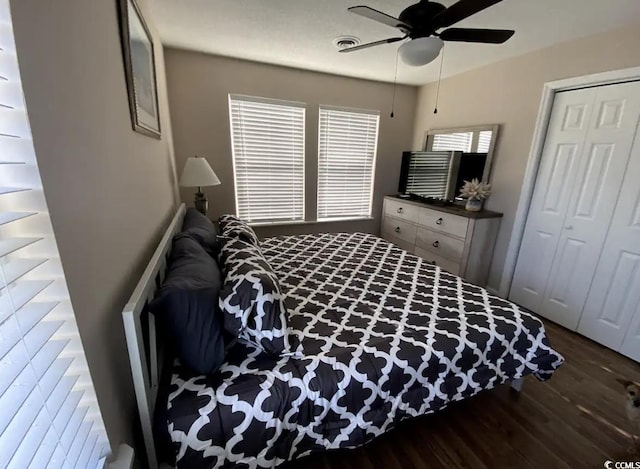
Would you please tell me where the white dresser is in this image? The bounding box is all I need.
[381,195,502,287]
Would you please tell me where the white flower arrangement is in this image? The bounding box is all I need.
[460,179,491,201]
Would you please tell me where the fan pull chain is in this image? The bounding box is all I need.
[433,45,445,114]
[390,49,400,118]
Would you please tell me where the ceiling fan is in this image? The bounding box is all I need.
[340,0,515,66]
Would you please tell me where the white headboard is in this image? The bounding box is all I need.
[122,203,186,469]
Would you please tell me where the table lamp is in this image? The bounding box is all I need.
[179,156,221,215]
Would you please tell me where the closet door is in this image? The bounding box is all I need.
[509,88,594,314]
[537,81,640,330]
[577,121,640,361]
[511,81,640,331]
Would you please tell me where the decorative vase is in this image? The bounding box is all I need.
[465,198,483,212]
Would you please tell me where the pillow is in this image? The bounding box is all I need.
[181,207,218,254]
[218,214,260,246]
[150,235,226,374]
[218,236,291,355]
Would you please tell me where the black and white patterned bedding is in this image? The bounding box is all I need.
[167,232,563,468]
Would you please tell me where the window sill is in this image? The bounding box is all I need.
[250,216,374,228]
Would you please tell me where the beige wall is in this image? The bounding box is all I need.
[11,0,178,453]
[412,22,640,292]
[164,48,417,238]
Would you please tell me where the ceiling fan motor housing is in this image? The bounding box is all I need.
[399,0,447,38]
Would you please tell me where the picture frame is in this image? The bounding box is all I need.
[118,0,161,139]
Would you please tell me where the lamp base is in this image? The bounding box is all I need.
[194,192,208,215]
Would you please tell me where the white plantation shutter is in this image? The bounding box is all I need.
[0,2,109,468]
[228,95,305,223]
[404,152,453,198]
[317,107,379,220]
[431,131,473,152]
[477,130,493,153]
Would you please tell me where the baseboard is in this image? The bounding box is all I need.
[107,444,135,469]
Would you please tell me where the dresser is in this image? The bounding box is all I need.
[381,195,503,286]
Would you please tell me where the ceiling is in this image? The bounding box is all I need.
[149,0,640,86]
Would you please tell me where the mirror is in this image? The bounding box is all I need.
[423,124,499,188]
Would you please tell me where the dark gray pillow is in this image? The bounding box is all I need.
[218,236,291,356]
[150,235,226,375]
[181,207,218,254]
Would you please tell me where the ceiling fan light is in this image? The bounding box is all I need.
[399,37,444,66]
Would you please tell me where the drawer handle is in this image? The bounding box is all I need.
[394,227,401,233]
[397,207,404,214]
[436,217,443,225]
[432,240,440,248]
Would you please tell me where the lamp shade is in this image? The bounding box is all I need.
[179,156,221,187]
[399,37,444,66]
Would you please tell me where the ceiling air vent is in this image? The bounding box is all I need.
[334,36,361,49]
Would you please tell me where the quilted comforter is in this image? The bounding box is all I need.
[166,232,564,468]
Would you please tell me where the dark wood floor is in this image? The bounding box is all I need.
[282,321,640,469]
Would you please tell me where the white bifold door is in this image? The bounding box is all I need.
[510,81,640,361]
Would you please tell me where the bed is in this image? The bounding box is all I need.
[122,205,564,469]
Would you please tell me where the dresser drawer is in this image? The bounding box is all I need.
[416,227,465,262]
[418,209,468,239]
[384,199,420,223]
[382,216,417,245]
[415,247,461,276]
[383,233,415,253]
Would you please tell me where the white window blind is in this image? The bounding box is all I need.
[429,129,495,153]
[477,130,493,153]
[317,107,379,220]
[0,2,109,468]
[404,152,454,199]
[431,131,473,152]
[228,95,305,223]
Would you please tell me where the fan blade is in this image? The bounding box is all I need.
[433,0,504,28]
[338,36,406,53]
[439,28,514,44]
[348,6,412,34]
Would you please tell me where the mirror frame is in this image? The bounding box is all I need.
[423,124,500,184]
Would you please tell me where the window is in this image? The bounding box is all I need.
[477,130,493,153]
[228,95,305,224]
[0,3,109,467]
[431,132,473,152]
[317,107,380,221]
[426,125,498,154]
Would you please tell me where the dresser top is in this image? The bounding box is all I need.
[386,195,504,219]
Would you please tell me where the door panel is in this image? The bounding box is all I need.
[545,237,585,307]
[596,99,625,129]
[510,88,594,312]
[600,252,640,326]
[516,230,554,297]
[621,301,640,362]
[539,81,640,330]
[562,103,588,131]
[573,144,613,219]
[578,104,640,359]
[542,144,579,214]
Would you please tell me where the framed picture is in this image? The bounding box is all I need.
[118,0,161,138]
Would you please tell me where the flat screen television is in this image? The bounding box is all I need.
[398,151,489,200]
